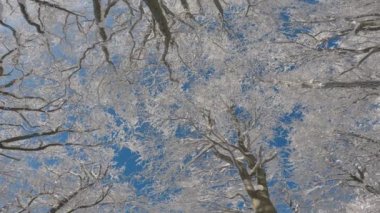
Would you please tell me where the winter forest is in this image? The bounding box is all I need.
[0,0,379,212]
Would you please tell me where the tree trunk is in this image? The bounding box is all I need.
[252,191,277,213]
[252,168,277,213]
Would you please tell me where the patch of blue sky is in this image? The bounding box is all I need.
[224,22,246,41]
[207,19,220,33]
[62,86,76,98]
[268,178,278,187]
[65,114,77,128]
[2,17,33,35]
[114,147,143,176]
[317,36,341,50]
[228,130,239,145]
[277,149,296,179]
[113,166,149,193]
[50,43,77,65]
[233,105,252,122]
[104,108,142,179]
[51,24,65,38]
[181,80,193,92]
[233,106,252,122]
[226,203,234,210]
[64,145,76,157]
[275,203,293,213]
[271,127,290,146]
[76,68,87,85]
[280,24,311,40]
[1,181,31,209]
[269,105,304,193]
[44,157,60,166]
[280,104,304,124]
[111,54,122,67]
[223,22,249,52]
[280,10,291,22]
[0,64,17,83]
[237,201,245,210]
[175,124,201,139]
[144,52,157,64]
[49,131,69,143]
[180,67,194,91]
[279,10,311,39]
[182,154,193,165]
[27,156,42,169]
[0,25,14,39]
[325,36,340,48]
[106,107,125,127]
[18,75,45,90]
[201,67,215,81]
[104,15,115,29]
[302,0,319,4]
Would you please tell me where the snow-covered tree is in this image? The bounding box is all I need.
[1,0,379,212]
[126,0,379,212]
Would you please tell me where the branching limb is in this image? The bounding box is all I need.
[18,0,44,34]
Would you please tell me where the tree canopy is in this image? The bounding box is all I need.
[0,0,379,212]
